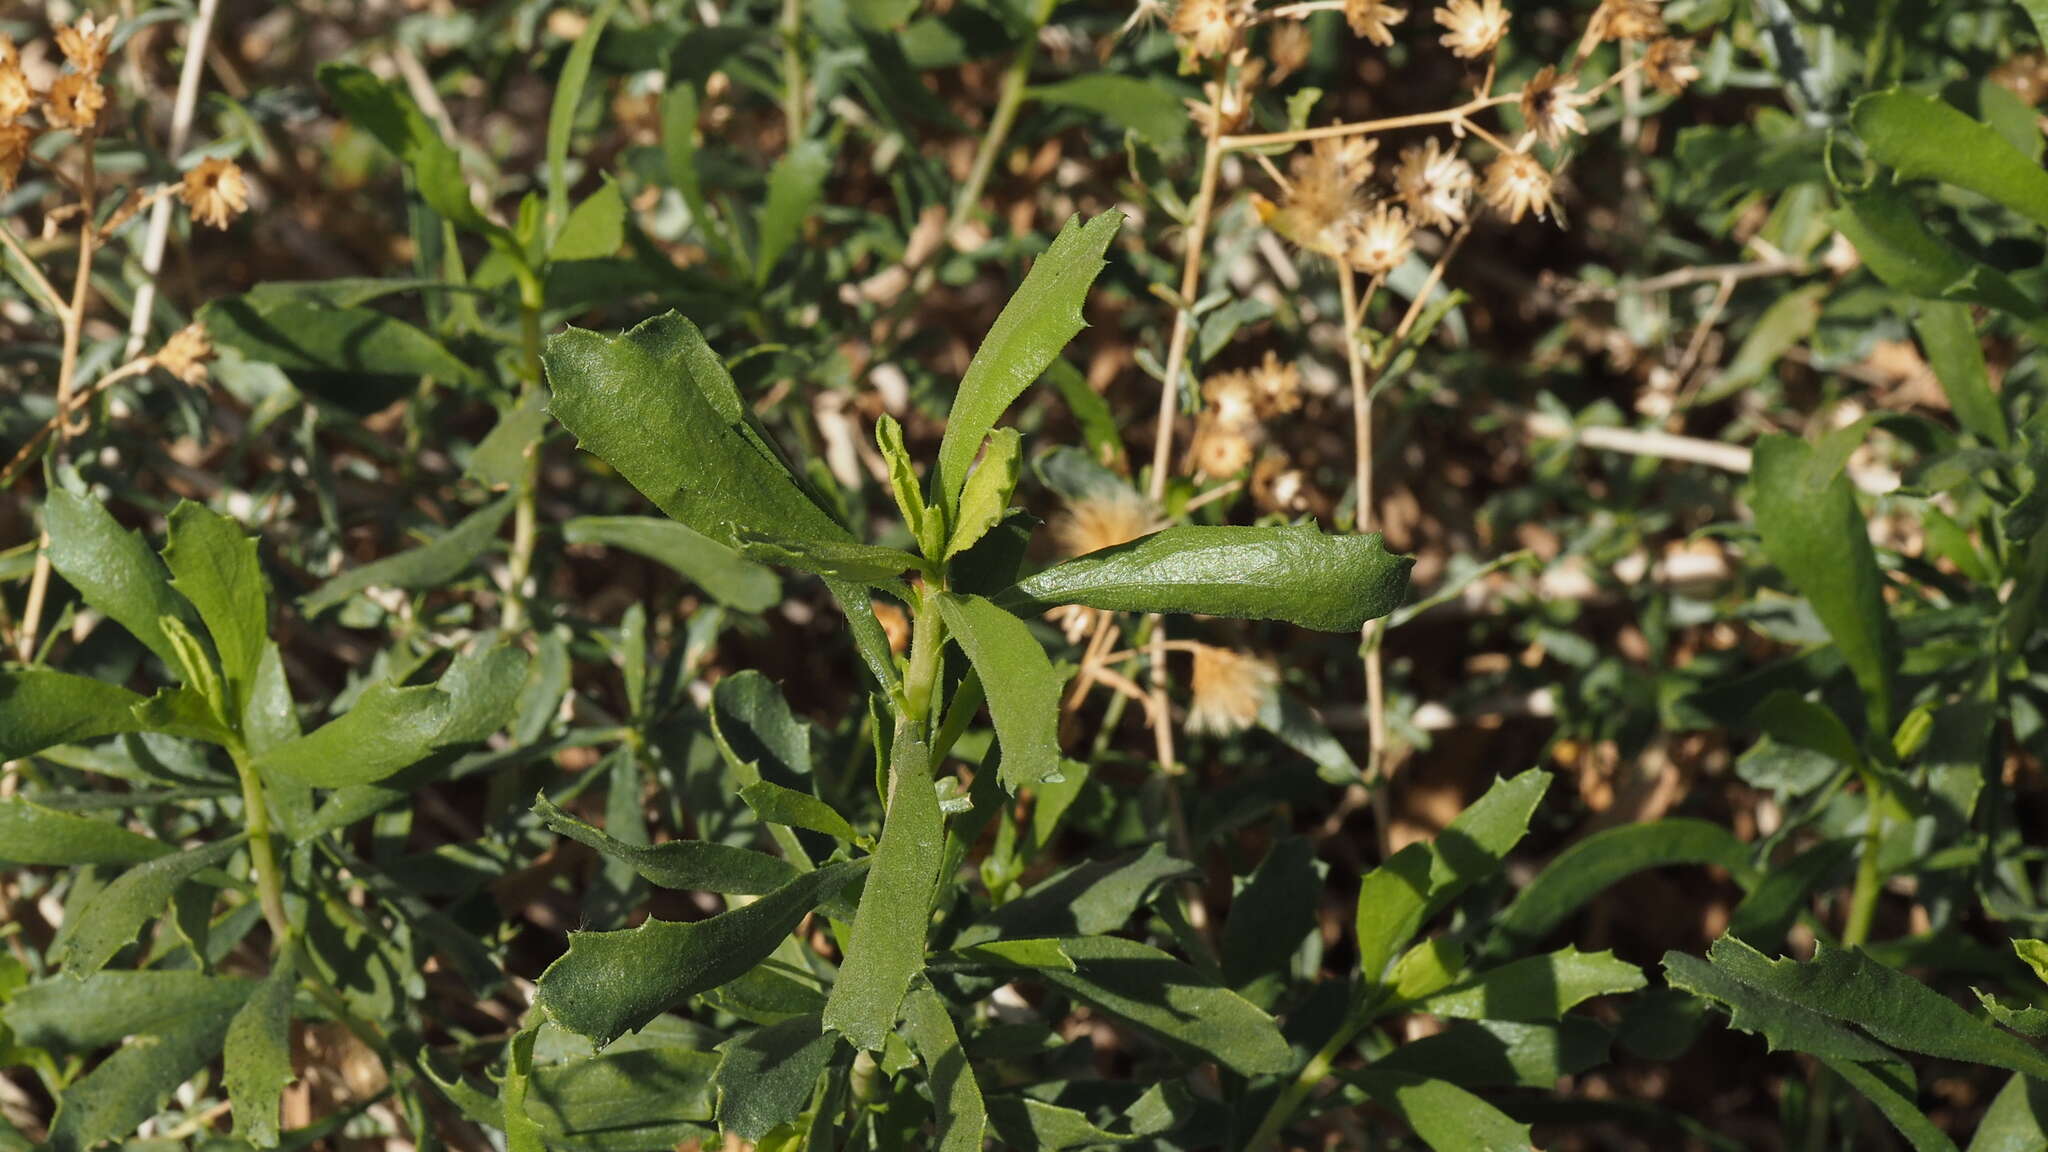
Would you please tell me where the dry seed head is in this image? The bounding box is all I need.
[0,59,29,125]
[1483,150,1556,223]
[153,323,214,387]
[1394,137,1475,230]
[1269,22,1312,81]
[1187,644,1279,735]
[1592,0,1665,43]
[180,157,250,229]
[1279,136,1374,257]
[0,123,32,193]
[1187,58,1262,135]
[1520,66,1592,149]
[56,14,117,76]
[1190,414,1256,477]
[45,73,106,133]
[1053,489,1156,558]
[1434,0,1509,59]
[1641,37,1700,96]
[1345,201,1415,275]
[1344,0,1407,46]
[1249,350,1302,417]
[1172,0,1251,60]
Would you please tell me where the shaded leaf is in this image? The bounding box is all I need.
[300,497,513,617]
[1852,89,2048,229]
[756,141,830,285]
[536,794,800,894]
[1492,820,1753,955]
[1343,1071,1536,1152]
[0,667,146,761]
[1409,947,1646,1023]
[739,781,861,844]
[903,986,986,1152]
[0,796,170,866]
[998,524,1412,633]
[224,959,296,1147]
[563,515,778,612]
[713,1013,838,1142]
[44,490,191,669]
[161,502,269,716]
[1032,935,1291,1075]
[55,837,244,977]
[937,593,1063,791]
[824,732,943,1050]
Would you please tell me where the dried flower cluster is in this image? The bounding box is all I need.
[1188,351,1301,478]
[1,16,250,230]
[1186,643,1280,734]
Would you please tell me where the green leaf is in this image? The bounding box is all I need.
[545,0,619,240]
[739,781,861,844]
[1356,769,1550,982]
[1828,184,2048,334]
[551,179,627,263]
[1969,1073,2048,1152]
[55,837,243,977]
[1851,89,2048,229]
[562,515,778,612]
[201,297,483,395]
[535,794,801,894]
[43,490,191,669]
[252,680,448,787]
[536,860,868,1045]
[756,141,830,286]
[1703,285,1823,402]
[319,64,509,247]
[1342,1072,1536,1152]
[823,732,943,1050]
[903,986,987,1152]
[0,796,171,865]
[0,667,146,760]
[3,970,252,1054]
[223,959,296,1147]
[38,979,252,1152]
[546,313,849,549]
[1372,1018,1613,1089]
[713,1013,838,1143]
[1030,75,1189,147]
[935,211,1124,514]
[1032,935,1291,1075]
[711,670,814,779]
[935,938,1077,973]
[998,524,1413,633]
[503,1024,544,1152]
[527,1046,719,1137]
[958,843,1194,946]
[1221,836,1321,1003]
[1976,988,2048,1037]
[468,389,554,490]
[1492,820,1754,955]
[1408,947,1646,1022]
[161,502,268,717]
[1750,433,1901,732]
[2017,939,2048,985]
[876,414,936,557]
[946,429,1021,559]
[737,533,922,588]
[300,496,513,617]
[1914,302,2008,448]
[936,593,1064,791]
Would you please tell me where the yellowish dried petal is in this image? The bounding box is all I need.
[180,157,250,229]
[1434,0,1509,59]
[45,73,107,133]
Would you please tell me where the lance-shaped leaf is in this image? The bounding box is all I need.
[1490,819,1755,957]
[162,502,269,716]
[536,859,868,1045]
[996,524,1412,633]
[713,1013,839,1143]
[903,985,987,1152]
[1851,89,2048,230]
[937,593,1063,791]
[55,837,245,977]
[934,211,1123,514]
[1341,1072,1537,1152]
[562,515,778,612]
[1406,946,1646,1023]
[43,490,193,669]
[0,798,169,866]
[1031,935,1292,1075]
[1750,433,1900,733]
[823,732,943,1050]
[740,781,861,844]
[0,667,147,760]
[946,428,1021,559]
[737,533,922,590]
[224,958,297,1147]
[535,794,800,894]
[300,496,513,617]
[546,312,849,549]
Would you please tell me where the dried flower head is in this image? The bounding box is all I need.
[0,123,32,193]
[1204,369,1261,428]
[1991,51,2048,107]
[1187,644,1279,734]
[1592,0,1664,43]
[56,14,117,76]
[1248,351,1302,417]
[1345,0,1407,46]
[1434,0,1509,59]
[1345,202,1415,275]
[1269,22,1312,82]
[180,157,250,229]
[1641,37,1700,96]
[1394,137,1475,230]
[1172,0,1250,60]
[1520,65,1592,149]
[1275,136,1375,257]
[45,73,107,133]
[0,59,29,125]
[1122,0,1173,36]
[1053,488,1156,558]
[1190,414,1255,477]
[1483,150,1556,223]
[1187,59,1262,136]
[153,323,214,387]
[0,35,16,67]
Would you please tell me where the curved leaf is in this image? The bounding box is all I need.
[535,794,800,894]
[937,593,1063,791]
[0,667,147,760]
[562,515,778,612]
[1493,820,1755,955]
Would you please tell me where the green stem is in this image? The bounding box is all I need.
[1243,994,1375,1152]
[947,26,1041,239]
[504,290,545,635]
[780,0,806,141]
[903,587,945,732]
[1843,774,1886,947]
[230,745,292,946]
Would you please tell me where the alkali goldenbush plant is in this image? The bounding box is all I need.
[7,0,2048,1149]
